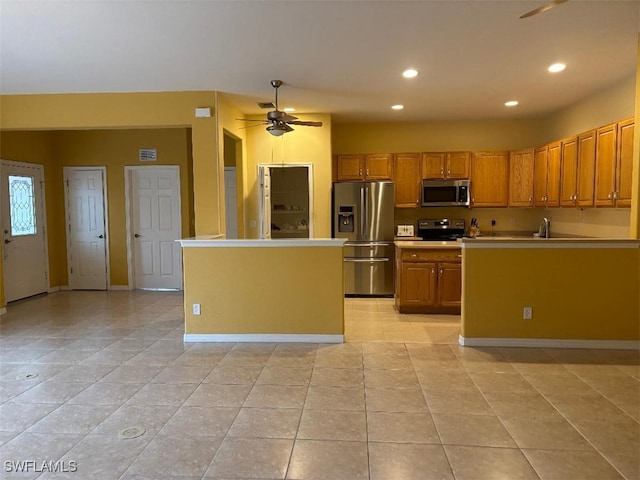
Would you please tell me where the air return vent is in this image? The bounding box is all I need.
[139,148,157,162]
[258,102,276,109]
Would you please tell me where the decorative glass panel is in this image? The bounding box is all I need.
[8,175,37,236]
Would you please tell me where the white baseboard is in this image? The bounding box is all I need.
[47,285,69,293]
[184,333,344,344]
[459,335,640,350]
[109,285,131,291]
[0,307,6,316]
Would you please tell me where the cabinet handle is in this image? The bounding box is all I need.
[359,169,363,176]
[607,192,612,199]
[613,191,618,200]
[447,170,451,175]
[529,195,533,204]
[457,254,462,258]
[410,254,417,258]
[439,268,444,275]
[366,169,369,176]
[431,268,435,275]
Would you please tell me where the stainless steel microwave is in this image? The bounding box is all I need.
[421,179,471,207]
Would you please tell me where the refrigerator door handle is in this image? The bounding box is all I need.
[360,187,365,239]
[363,187,368,238]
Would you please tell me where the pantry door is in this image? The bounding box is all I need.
[1,161,49,302]
[127,166,182,290]
[64,167,109,290]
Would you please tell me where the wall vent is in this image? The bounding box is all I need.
[139,148,157,162]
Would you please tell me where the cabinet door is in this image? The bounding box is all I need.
[438,262,462,308]
[400,262,436,306]
[422,153,446,179]
[546,141,561,207]
[470,151,509,207]
[560,137,578,207]
[533,146,548,207]
[394,153,421,208]
[336,155,364,181]
[364,154,393,180]
[576,130,596,207]
[446,152,471,178]
[594,123,618,207]
[509,149,534,207]
[616,118,634,208]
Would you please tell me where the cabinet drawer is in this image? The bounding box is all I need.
[401,249,461,263]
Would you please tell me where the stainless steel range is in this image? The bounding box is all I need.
[417,218,465,241]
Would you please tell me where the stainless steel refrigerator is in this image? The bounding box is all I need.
[332,181,395,296]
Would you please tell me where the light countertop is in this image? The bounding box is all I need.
[461,237,640,249]
[395,240,462,249]
[178,237,346,248]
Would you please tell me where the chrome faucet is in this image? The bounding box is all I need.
[538,217,551,238]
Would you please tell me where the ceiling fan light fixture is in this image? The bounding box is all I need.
[391,104,404,110]
[402,68,418,79]
[548,62,566,73]
[266,125,287,136]
[283,107,295,112]
[505,100,519,107]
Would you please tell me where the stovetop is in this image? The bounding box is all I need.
[417,218,465,241]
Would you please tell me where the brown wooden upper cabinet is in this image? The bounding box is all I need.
[575,130,597,207]
[615,118,634,208]
[560,136,578,207]
[534,142,561,207]
[470,151,509,207]
[422,152,470,179]
[336,153,393,181]
[394,153,421,208]
[508,149,534,207]
[594,123,618,207]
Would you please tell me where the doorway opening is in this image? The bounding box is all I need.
[223,131,243,239]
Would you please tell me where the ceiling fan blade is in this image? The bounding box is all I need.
[240,123,268,130]
[287,120,323,127]
[237,118,269,122]
[282,114,298,122]
[520,0,567,19]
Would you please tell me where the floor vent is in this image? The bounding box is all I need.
[118,426,146,440]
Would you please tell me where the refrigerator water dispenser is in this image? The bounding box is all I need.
[338,206,355,233]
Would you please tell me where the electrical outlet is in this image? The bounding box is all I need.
[193,303,201,315]
[491,219,496,227]
[523,307,532,320]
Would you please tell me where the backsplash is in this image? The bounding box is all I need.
[394,207,632,238]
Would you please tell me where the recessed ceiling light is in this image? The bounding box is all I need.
[505,100,519,107]
[402,69,418,79]
[391,104,404,110]
[548,63,566,73]
[283,107,295,112]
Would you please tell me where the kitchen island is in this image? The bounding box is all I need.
[178,237,346,343]
[460,237,640,349]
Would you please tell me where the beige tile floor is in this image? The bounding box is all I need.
[0,291,638,479]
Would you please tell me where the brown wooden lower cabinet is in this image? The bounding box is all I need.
[395,247,461,314]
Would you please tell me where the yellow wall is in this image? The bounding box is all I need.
[332,118,546,154]
[630,35,640,239]
[1,128,194,287]
[541,75,636,143]
[245,114,333,238]
[216,93,249,238]
[182,246,344,335]
[462,245,640,340]
[0,92,219,236]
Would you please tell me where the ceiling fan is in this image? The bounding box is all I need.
[240,80,323,136]
[520,0,568,19]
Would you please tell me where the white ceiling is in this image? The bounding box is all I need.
[1,0,638,123]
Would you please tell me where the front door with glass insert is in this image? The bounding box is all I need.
[1,161,48,302]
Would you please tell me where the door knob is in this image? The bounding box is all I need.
[97,234,104,239]
[4,239,11,244]
[134,234,141,238]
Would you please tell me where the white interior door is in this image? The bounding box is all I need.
[64,167,108,290]
[1,161,48,302]
[129,166,182,290]
[224,167,238,239]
